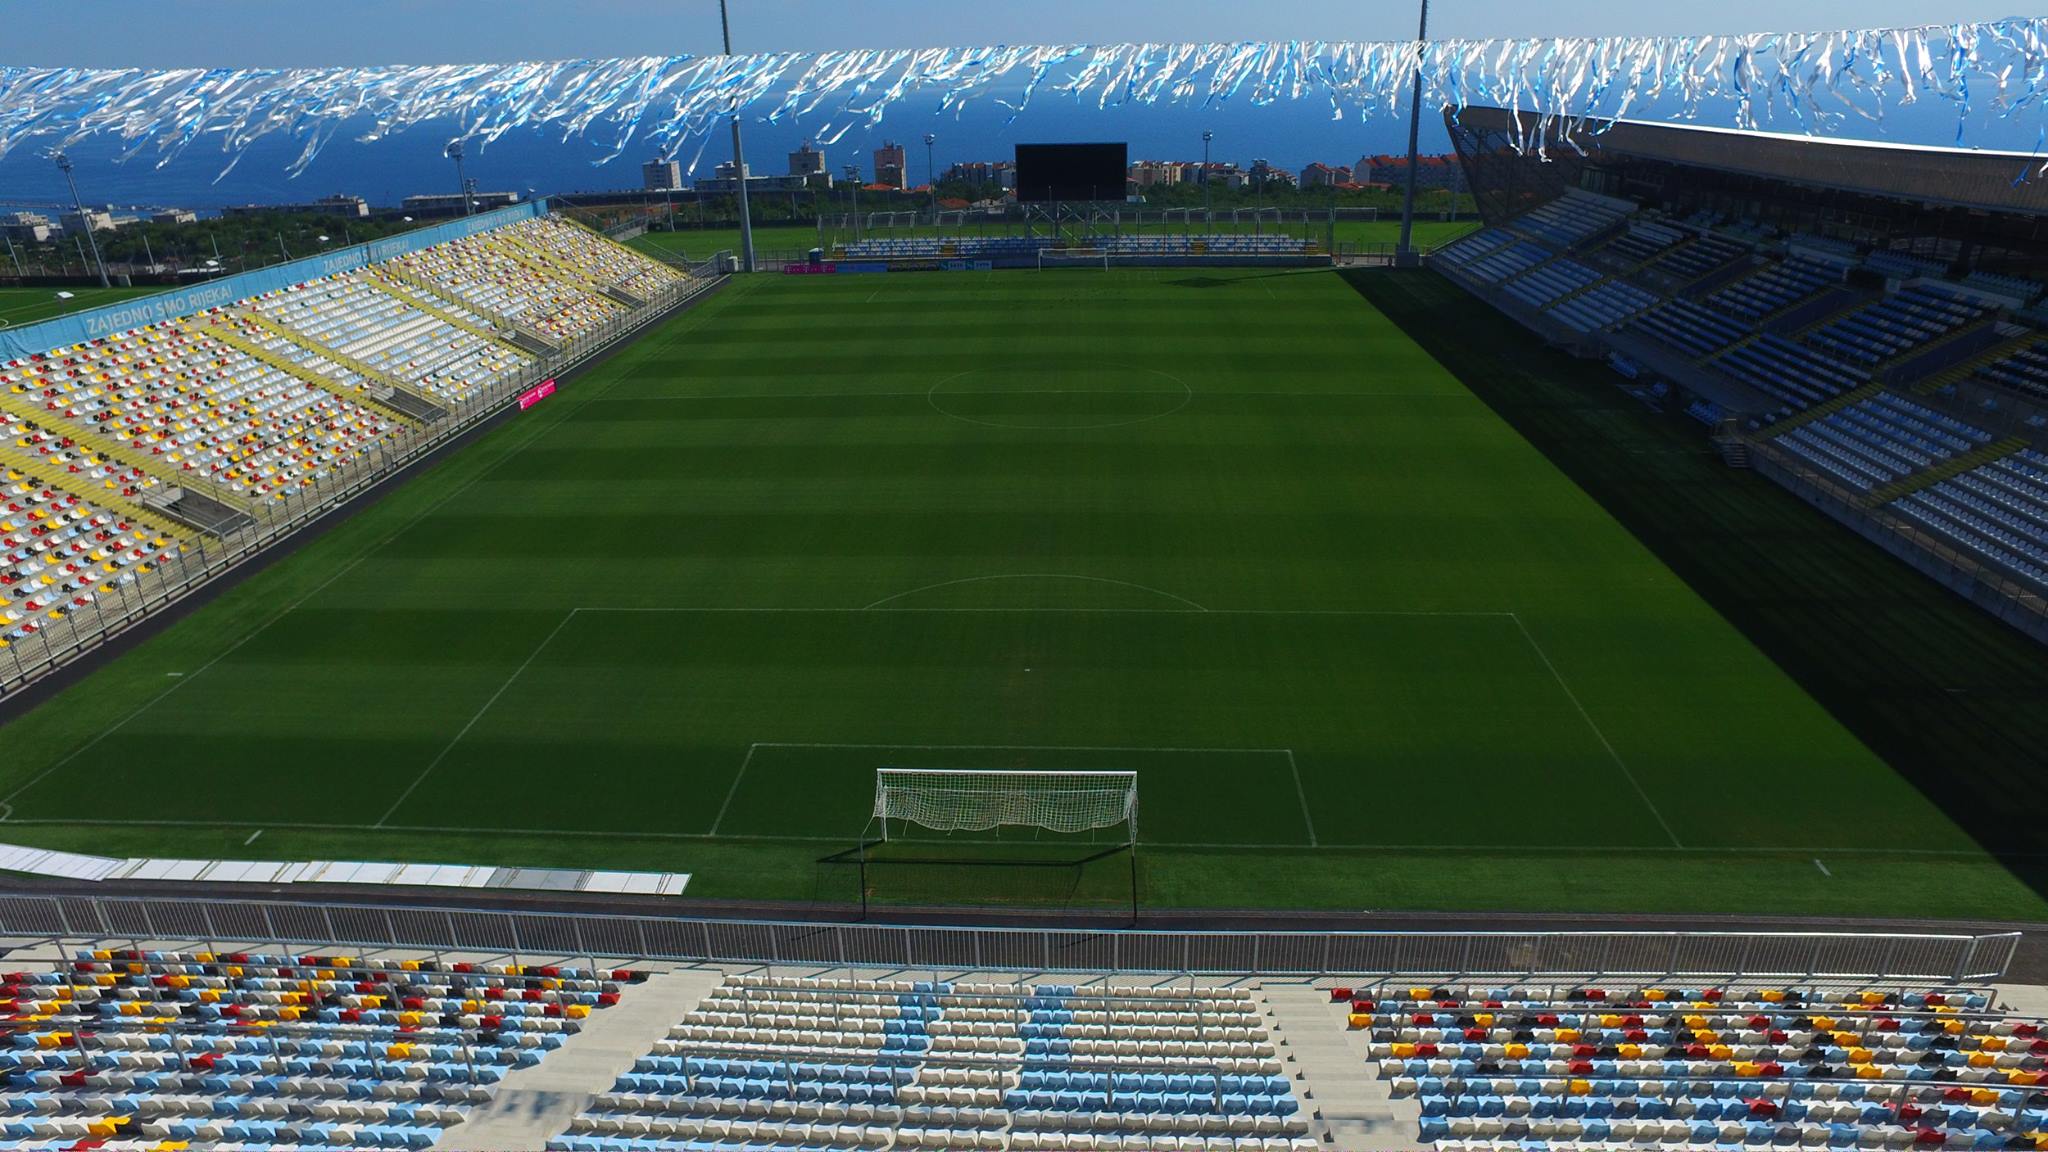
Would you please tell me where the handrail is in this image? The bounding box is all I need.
[0,893,2018,982]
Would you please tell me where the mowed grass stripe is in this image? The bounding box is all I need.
[0,269,2029,917]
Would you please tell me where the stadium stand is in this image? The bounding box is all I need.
[1548,279,1659,334]
[1769,395,1994,493]
[1975,342,2048,403]
[552,972,1314,1152]
[0,948,644,1149]
[1432,105,2048,637]
[1337,981,2048,1152]
[0,210,688,672]
[1643,230,1750,286]
[1706,258,1840,323]
[1804,286,1990,367]
[1890,448,2048,589]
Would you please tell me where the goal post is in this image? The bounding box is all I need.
[1036,248,1111,271]
[872,768,1138,842]
[851,768,1141,918]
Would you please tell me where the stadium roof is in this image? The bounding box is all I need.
[1451,106,2048,217]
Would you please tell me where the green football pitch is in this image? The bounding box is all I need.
[1,267,2041,919]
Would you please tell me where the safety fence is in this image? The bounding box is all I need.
[0,269,723,698]
[0,894,2019,982]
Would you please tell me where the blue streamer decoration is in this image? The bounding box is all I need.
[0,19,2044,180]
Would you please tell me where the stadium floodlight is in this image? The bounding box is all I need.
[1200,130,1214,233]
[718,0,757,273]
[445,140,474,216]
[923,133,937,219]
[1396,0,1430,267]
[53,152,110,289]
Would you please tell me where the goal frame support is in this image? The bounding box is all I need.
[856,767,1140,922]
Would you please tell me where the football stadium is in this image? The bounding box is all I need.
[1,4,2048,1149]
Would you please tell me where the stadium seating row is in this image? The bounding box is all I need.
[1333,983,2048,1151]
[0,948,644,1150]
[552,974,1311,1152]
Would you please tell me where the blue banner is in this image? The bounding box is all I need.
[0,200,547,361]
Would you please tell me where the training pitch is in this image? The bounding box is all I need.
[1,268,2039,919]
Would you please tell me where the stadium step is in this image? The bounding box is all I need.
[432,969,723,1151]
[1756,381,1887,438]
[191,314,423,426]
[1263,986,1420,1152]
[1866,435,2028,506]
[1911,327,2037,395]
[359,271,527,356]
[0,391,256,516]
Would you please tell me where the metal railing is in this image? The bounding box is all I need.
[0,270,724,698]
[0,894,2018,982]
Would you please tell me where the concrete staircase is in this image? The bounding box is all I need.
[1263,985,1420,1152]
[433,968,725,1152]
[1755,382,1886,439]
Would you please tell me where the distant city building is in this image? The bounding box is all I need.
[58,210,118,235]
[942,161,1014,190]
[151,209,199,225]
[400,191,521,217]
[788,141,827,178]
[695,161,817,193]
[642,157,683,191]
[873,140,908,189]
[223,194,370,219]
[1128,161,1182,187]
[0,211,54,244]
[1299,163,1354,188]
[1181,162,1239,187]
[1357,154,1462,190]
[1246,159,1296,188]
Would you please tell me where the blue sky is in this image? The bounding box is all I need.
[1,2,2034,210]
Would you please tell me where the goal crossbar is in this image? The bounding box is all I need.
[873,768,1138,841]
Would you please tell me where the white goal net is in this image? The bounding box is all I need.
[873,769,1138,840]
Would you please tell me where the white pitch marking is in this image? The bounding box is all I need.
[1814,858,1832,876]
[376,608,581,827]
[243,830,263,846]
[707,743,761,837]
[1509,612,1682,850]
[862,573,1210,613]
[1284,749,1319,847]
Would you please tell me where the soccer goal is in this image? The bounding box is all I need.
[847,768,1140,917]
[1036,247,1112,271]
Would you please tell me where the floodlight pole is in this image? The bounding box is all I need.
[1396,0,1430,267]
[844,164,862,243]
[1200,130,1213,234]
[923,133,937,222]
[55,153,110,289]
[447,141,475,217]
[720,0,757,273]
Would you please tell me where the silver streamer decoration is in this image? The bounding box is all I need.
[1,18,2044,181]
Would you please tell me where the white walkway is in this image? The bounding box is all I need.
[1263,984,1421,1152]
[434,968,725,1151]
